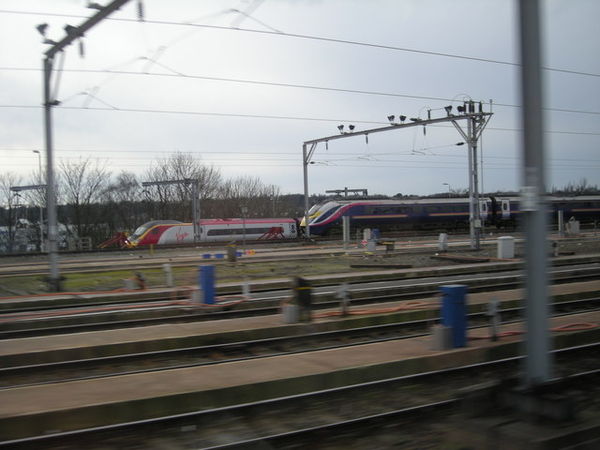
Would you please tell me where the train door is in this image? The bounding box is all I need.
[501,199,511,219]
[479,200,488,221]
[490,196,498,225]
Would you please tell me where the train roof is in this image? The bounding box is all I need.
[316,195,600,207]
[203,218,295,225]
[168,218,296,226]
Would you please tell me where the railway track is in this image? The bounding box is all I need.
[2,263,600,339]
[2,232,596,279]
[2,300,598,389]
[2,343,597,449]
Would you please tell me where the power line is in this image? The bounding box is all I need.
[3,148,600,166]
[2,103,600,137]
[3,159,599,171]
[2,149,600,168]
[2,66,600,117]
[1,8,599,79]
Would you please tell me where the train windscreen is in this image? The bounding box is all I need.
[311,204,342,224]
[129,220,181,241]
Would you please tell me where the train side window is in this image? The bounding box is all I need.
[150,228,161,234]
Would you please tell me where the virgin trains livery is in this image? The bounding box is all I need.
[125,218,298,247]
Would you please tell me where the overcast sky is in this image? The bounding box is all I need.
[1,0,599,196]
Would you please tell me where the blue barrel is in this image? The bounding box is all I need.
[198,265,215,305]
[440,284,468,347]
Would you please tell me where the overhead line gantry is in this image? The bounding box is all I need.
[302,101,493,249]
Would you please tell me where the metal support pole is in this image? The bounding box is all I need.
[557,210,564,237]
[33,150,44,252]
[40,0,132,291]
[302,143,310,238]
[470,118,481,250]
[466,119,475,249]
[192,181,201,243]
[43,57,61,291]
[241,206,248,248]
[519,0,552,386]
[342,215,350,250]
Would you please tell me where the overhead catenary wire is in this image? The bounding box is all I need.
[1,104,600,137]
[1,8,599,79]
[3,147,600,163]
[1,66,600,117]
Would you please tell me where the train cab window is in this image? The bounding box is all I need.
[150,227,162,234]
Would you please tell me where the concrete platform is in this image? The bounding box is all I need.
[1,280,599,367]
[0,311,598,440]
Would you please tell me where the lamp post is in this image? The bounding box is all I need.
[33,150,44,251]
[443,182,451,198]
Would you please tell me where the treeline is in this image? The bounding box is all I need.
[0,153,310,249]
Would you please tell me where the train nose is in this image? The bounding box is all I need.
[124,239,136,248]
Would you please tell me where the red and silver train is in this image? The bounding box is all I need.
[125,218,298,247]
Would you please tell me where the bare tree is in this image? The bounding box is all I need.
[552,178,599,196]
[143,152,222,221]
[101,171,144,233]
[213,176,281,218]
[59,157,110,243]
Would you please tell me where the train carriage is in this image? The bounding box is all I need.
[126,218,297,247]
[301,196,600,236]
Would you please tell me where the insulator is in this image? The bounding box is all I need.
[137,0,145,21]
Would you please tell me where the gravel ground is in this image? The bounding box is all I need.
[344,234,600,269]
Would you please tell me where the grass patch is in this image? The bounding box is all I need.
[0,256,379,296]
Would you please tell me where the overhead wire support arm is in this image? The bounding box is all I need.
[44,0,132,59]
[10,184,48,192]
[302,112,491,149]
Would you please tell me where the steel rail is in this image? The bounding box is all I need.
[2,300,598,389]
[1,265,599,339]
[1,343,597,449]
[2,260,599,315]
